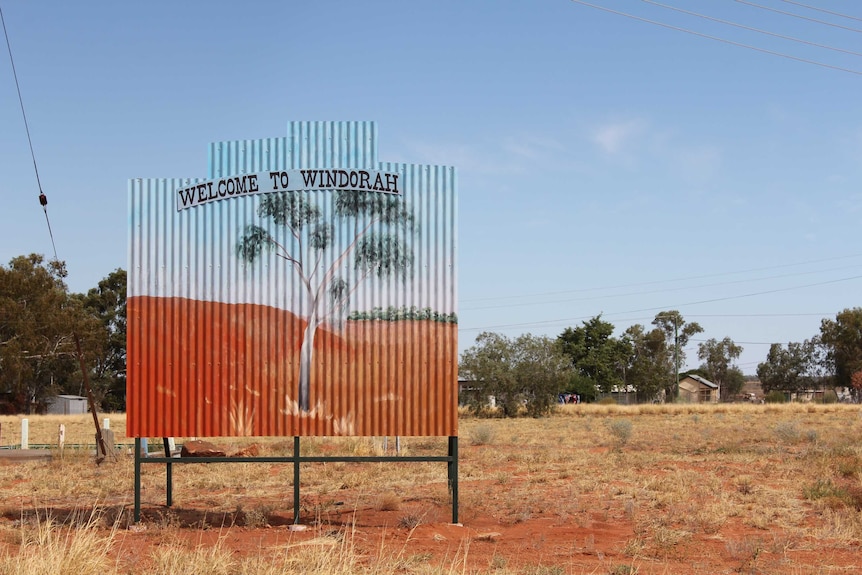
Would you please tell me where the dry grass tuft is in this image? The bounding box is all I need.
[375,491,402,512]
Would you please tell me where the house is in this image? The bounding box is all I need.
[458,378,496,408]
[678,375,719,403]
[607,384,638,405]
[46,395,89,415]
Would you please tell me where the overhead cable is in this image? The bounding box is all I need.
[459,274,862,332]
[463,253,862,304]
[735,0,862,33]
[0,3,58,261]
[642,0,862,57]
[568,0,862,76]
[463,264,862,311]
[778,0,862,23]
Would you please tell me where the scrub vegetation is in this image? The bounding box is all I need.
[1,404,862,574]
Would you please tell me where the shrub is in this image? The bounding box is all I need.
[468,423,496,446]
[607,419,633,448]
[764,391,786,403]
[820,390,838,404]
[598,397,618,405]
[773,421,800,443]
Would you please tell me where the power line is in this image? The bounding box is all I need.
[778,0,862,23]
[735,0,862,33]
[642,0,862,57]
[459,274,862,332]
[0,3,58,261]
[462,253,862,303]
[463,264,862,311]
[568,0,862,76]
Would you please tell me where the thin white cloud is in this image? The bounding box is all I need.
[592,119,647,154]
[393,140,522,174]
[670,145,722,185]
[394,133,579,175]
[590,118,723,187]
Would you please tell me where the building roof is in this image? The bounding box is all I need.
[683,374,718,389]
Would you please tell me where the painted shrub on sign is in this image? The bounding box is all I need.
[127,121,457,438]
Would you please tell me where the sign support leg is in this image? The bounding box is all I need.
[163,438,173,507]
[134,438,141,522]
[293,436,301,524]
[448,436,458,524]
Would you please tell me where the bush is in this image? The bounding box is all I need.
[468,423,496,446]
[607,419,633,448]
[820,390,838,404]
[773,421,800,443]
[764,391,786,403]
[598,396,618,405]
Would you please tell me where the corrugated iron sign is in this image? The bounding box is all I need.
[127,121,457,437]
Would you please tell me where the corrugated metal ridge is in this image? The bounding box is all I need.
[208,121,378,178]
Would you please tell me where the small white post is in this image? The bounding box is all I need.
[102,418,110,430]
[20,419,29,450]
[58,424,66,456]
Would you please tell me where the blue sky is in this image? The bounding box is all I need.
[2,0,860,375]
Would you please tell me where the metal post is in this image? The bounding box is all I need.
[293,436,301,524]
[163,438,173,507]
[449,436,459,524]
[674,320,680,400]
[73,333,109,462]
[134,438,141,522]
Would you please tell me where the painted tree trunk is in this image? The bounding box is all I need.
[297,317,319,411]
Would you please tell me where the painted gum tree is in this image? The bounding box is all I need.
[236,190,416,411]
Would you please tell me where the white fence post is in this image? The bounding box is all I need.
[103,418,110,430]
[20,419,29,450]
[58,424,66,456]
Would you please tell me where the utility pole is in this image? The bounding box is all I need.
[674,319,679,400]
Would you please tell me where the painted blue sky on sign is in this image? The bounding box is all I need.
[2,1,861,374]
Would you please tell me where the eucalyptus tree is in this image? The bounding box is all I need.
[697,337,743,400]
[756,341,818,395]
[236,190,416,411]
[0,255,100,412]
[460,332,572,417]
[652,311,703,399]
[623,324,669,403]
[819,308,862,397]
[558,315,630,396]
[79,268,127,411]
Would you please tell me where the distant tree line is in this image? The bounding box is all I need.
[461,307,862,417]
[0,254,126,414]
[348,306,458,323]
[757,308,862,401]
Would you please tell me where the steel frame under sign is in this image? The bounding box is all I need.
[133,437,459,524]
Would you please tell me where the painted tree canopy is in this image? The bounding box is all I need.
[236,190,419,411]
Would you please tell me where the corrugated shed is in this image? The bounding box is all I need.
[127,121,457,438]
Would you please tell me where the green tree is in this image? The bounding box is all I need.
[460,332,572,417]
[557,315,630,397]
[0,255,99,413]
[652,311,703,400]
[78,269,127,411]
[237,191,416,411]
[724,366,746,400]
[697,337,744,400]
[623,324,669,403]
[819,308,862,397]
[756,341,817,395]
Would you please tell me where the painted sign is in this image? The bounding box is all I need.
[176,169,401,210]
[127,121,458,438]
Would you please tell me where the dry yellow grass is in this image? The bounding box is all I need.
[0,404,861,574]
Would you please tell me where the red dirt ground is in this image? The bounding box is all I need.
[3,457,856,575]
